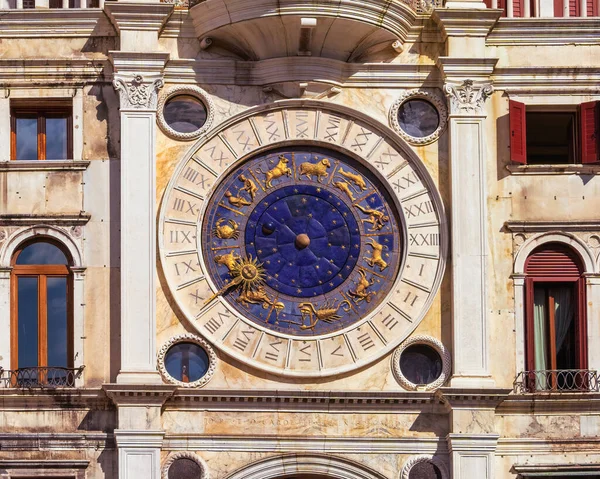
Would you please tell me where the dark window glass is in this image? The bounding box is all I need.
[16,241,69,265]
[15,117,38,160]
[47,277,68,368]
[18,277,39,368]
[526,112,576,164]
[400,344,443,385]
[168,458,203,479]
[409,462,443,479]
[163,95,207,133]
[46,117,68,160]
[398,99,440,138]
[165,342,209,383]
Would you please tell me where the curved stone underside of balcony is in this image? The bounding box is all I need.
[190,0,419,62]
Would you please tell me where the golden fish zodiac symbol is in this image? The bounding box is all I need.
[255,155,292,188]
[333,180,355,201]
[298,158,331,183]
[238,174,258,201]
[298,300,351,330]
[225,191,252,207]
[364,239,388,271]
[347,269,376,304]
[338,167,367,191]
[213,218,240,240]
[355,204,389,231]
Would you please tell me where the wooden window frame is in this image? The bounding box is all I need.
[10,104,73,161]
[10,240,74,370]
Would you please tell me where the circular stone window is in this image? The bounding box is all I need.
[157,334,217,387]
[402,456,448,479]
[389,90,447,145]
[158,85,214,141]
[392,335,450,391]
[162,452,208,479]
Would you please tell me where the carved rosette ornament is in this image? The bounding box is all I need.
[113,74,164,110]
[444,80,493,116]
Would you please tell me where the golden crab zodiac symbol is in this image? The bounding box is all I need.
[213,218,240,240]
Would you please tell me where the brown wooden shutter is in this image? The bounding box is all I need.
[509,100,527,164]
[588,0,598,16]
[580,101,599,164]
[554,0,563,15]
[513,0,525,16]
[484,0,492,7]
[569,0,581,16]
[525,244,583,279]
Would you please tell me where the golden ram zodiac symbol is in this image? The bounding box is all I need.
[298,158,331,183]
[256,155,292,188]
[363,239,388,271]
[213,218,240,240]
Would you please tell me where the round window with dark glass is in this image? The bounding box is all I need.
[167,458,203,479]
[397,99,440,139]
[399,344,443,385]
[163,95,208,134]
[164,342,210,384]
[409,461,443,479]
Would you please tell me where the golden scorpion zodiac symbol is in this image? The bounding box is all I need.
[297,300,351,330]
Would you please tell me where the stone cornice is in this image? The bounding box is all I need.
[498,438,600,455]
[0,214,91,227]
[164,58,440,87]
[103,384,176,407]
[0,388,111,410]
[0,460,90,469]
[104,1,173,33]
[437,57,498,82]
[168,389,446,413]
[494,67,600,94]
[0,434,113,450]
[0,9,116,38]
[498,392,600,414]
[110,51,170,75]
[447,433,500,452]
[0,60,107,87]
[436,388,512,410]
[433,8,502,40]
[0,160,91,171]
[487,17,600,45]
[505,220,600,233]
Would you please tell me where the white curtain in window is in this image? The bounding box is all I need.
[534,288,547,390]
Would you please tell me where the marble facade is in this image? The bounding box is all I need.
[0,0,599,478]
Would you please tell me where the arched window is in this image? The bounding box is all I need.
[10,239,73,385]
[524,243,587,390]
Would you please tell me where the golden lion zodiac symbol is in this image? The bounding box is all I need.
[364,239,388,271]
[298,158,331,183]
[355,204,389,231]
[213,218,240,240]
[256,155,292,188]
[338,167,367,191]
[348,269,376,304]
[297,300,351,330]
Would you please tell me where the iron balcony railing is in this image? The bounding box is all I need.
[0,366,84,388]
[513,369,600,393]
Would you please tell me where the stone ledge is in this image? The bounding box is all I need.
[498,392,600,414]
[488,17,600,45]
[0,160,91,172]
[506,164,600,175]
[0,387,111,410]
[505,220,600,232]
[0,214,91,226]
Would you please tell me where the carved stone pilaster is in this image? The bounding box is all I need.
[444,79,493,116]
[113,74,164,111]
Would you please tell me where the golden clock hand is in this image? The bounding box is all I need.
[204,275,243,305]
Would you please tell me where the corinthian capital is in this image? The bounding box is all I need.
[444,80,493,116]
[113,74,164,110]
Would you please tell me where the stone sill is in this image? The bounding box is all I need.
[0,160,90,172]
[0,213,91,226]
[506,164,600,175]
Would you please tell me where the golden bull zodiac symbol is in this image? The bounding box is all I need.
[213,218,240,240]
[338,167,367,191]
[238,174,258,201]
[355,204,389,231]
[333,180,355,201]
[364,239,388,271]
[256,155,292,188]
[298,158,331,183]
[297,300,351,330]
[348,269,376,304]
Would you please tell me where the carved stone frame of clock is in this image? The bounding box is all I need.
[159,100,448,378]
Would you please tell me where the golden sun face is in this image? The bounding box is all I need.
[230,255,266,292]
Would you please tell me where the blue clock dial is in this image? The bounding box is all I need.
[202,148,402,336]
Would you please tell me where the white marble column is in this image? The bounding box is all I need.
[448,434,499,479]
[113,73,164,385]
[444,80,495,388]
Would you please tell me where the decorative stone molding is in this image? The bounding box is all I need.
[0,214,91,227]
[444,80,493,116]
[389,89,448,145]
[400,455,449,479]
[0,460,89,479]
[113,74,164,110]
[103,385,176,407]
[157,85,215,141]
[0,160,91,172]
[161,452,208,479]
[392,335,451,391]
[157,334,217,388]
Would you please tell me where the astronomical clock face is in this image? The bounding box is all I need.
[159,103,446,377]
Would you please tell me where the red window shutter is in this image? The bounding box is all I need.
[484,0,492,7]
[569,0,580,16]
[525,244,583,279]
[554,0,564,16]
[588,0,598,16]
[509,100,527,164]
[580,101,599,164]
[513,0,525,16]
